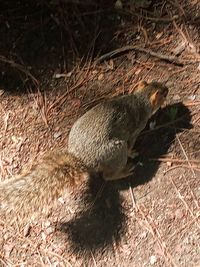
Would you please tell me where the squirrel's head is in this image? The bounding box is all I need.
[136,81,169,114]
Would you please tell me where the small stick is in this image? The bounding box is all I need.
[167,214,200,241]
[141,115,189,135]
[90,250,98,267]
[3,112,10,136]
[164,165,200,174]
[129,182,138,211]
[141,14,179,22]
[135,204,177,266]
[119,9,178,22]
[95,45,184,66]
[183,101,200,107]
[35,89,48,127]
[170,177,200,229]
[150,158,200,164]
[176,135,196,178]
[182,173,200,211]
[0,55,39,86]
[47,61,95,114]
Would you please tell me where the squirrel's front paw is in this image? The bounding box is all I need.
[128,149,139,159]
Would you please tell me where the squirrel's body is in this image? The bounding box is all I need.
[0,81,168,216]
[68,92,152,178]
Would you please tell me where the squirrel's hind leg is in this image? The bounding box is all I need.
[100,139,135,181]
[128,149,139,159]
[97,139,127,181]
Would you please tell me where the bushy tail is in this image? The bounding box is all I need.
[0,150,89,217]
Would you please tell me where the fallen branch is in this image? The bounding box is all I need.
[95,45,184,66]
[164,165,200,174]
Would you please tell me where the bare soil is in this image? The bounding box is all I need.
[0,1,200,266]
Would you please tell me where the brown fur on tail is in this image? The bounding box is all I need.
[0,150,89,217]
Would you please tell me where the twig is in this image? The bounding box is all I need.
[150,157,200,164]
[47,77,87,115]
[136,205,177,266]
[3,112,10,136]
[173,19,199,58]
[169,0,186,17]
[119,8,178,22]
[0,154,7,180]
[182,173,200,211]
[90,250,98,267]
[129,182,177,265]
[183,101,200,107]
[47,61,94,115]
[95,45,184,66]
[0,55,39,86]
[129,182,138,211]
[147,213,178,267]
[140,14,179,23]
[0,254,12,267]
[164,165,200,174]
[176,135,196,178]
[193,114,200,124]
[32,88,48,127]
[141,115,188,135]
[170,177,200,229]
[43,249,73,267]
[37,249,46,267]
[167,213,200,241]
[82,95,106,109]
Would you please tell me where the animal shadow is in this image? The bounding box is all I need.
[59,175,125,254]
[59,102,192,255]
[129,102,192,187]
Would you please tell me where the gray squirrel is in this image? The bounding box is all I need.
[0,81,168,216]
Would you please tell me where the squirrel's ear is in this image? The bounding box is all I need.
[150,90,160,107]
[137,81,148,90]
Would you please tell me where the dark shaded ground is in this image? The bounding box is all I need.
[0,1,119,93]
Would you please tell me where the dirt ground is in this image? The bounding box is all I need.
[0,1,200,266]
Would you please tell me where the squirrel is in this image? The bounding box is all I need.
[0,81,168,216]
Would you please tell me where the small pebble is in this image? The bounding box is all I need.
[173,94,181,101]
[188,95,196,101]
[23,224,31,237]
[58,197,65,204]
[98,73,104,81]
[46,226,55,235]
[115,0,123,9]
[53,132,62,139]
[150,255,157,265]
[167,161,172,167]
[149,121,156,130]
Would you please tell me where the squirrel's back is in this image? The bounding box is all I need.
[68,92,150,169]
